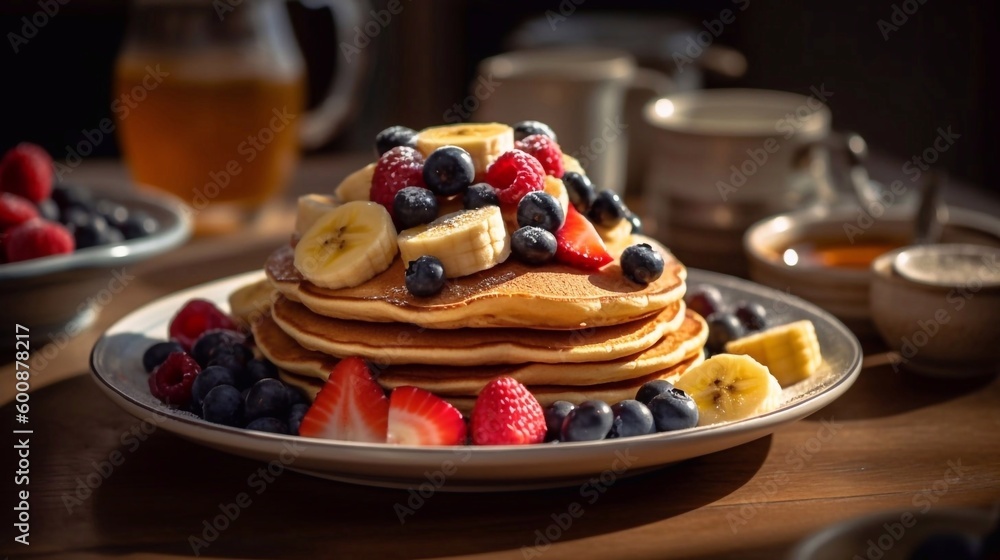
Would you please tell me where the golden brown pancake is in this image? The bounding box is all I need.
[279,353,704,415]
[254,309,707,391]
[270,296,685,366]
[266,235,686,330]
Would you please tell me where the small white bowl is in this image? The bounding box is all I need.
[0,185,191,341]
[745,204,1000,334]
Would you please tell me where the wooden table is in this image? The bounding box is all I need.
[3,156,999,559]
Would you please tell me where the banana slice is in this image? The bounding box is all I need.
[725,320,822,387]
[294,201,398,290]
[416,123,514,176]
[543,175,570,217]
[595,217,632,253]
[334,163,376,203]
[397,206,510,278]
[228,280,277,330]
[563,153,586,176]
[674,354,782,426]
[295,194,340,237]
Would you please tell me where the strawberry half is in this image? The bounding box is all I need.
[470,377,546,445]
[555,205,613,270]
[299,357,389,443]
[387,386,466,446]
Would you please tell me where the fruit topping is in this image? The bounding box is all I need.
[245,359,280,385]
[734,301,768,332]
[470,376,546,445]
[397,206,510,278]
[635,379,675,406]
[587,190,628,227]
[4,219,74,262]
[191,329,245,368]
[416,123,514,176]
[515,133,564,178]
[685,284,724,318]
[295,194,340,236]
[375,125,418,156]
[370,146,425,217]
[0,193,39,230]
[148,351,201,407]
[293,201,398,290]
[393,186,439,230]
[626,212,643,234]
[142,341,185,373]
[299,357,389,442]
[334,163,376,203]
[724,320,821,387]
[423,146,475,197]
[191,365,238,412]
[168,299,238,351]
[543,400,575,442]
[706,313,746,355]
[608,399,655,438]
[511,226,557,265]
[647,388,698,432]
[244,378,292,424]
[245,417,289,434]
[554,205,613,270]
[0,143,53,203]
[387,386,467,445]
[484,149,545,210]
[405,255,446,297]
[560,400,613,442]
[463,182,499,210]
[287,402,309,435]
[512,120,557,142]
[621,243,665,284]
[516,191,565,233]
[674,354,781,426]
[202,385,243,427]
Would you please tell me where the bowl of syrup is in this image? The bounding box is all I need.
[744,204,1000,334]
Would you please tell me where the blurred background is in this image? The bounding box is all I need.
[1,0,995,190]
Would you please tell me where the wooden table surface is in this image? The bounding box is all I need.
[2,156,999,560]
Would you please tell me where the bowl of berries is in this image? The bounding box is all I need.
[0,143,192,339]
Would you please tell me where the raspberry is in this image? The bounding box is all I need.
[484,150,545,211]
[168,299,238,351]
[370,146,425,218]
[148,352,201,407]
[0,192,40,231]
[515,134,564,178]
[471,376,546,445]
[4,219,74,262]
[0,143,53,203]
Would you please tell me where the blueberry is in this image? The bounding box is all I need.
[405,255,445,297]
[648,388,698,431]
[543,401,575,442]
[635,379,674,406]
[105,227,125,245]
[244,378,291,423]
[210,345,253,386]
[142,341,185,373]
[68,213,114,249]
[561,172,596,213]
[423,146,475,196]
[608,400,655,438]
[621,243,665,284]
[587,190,627,227]
[61,207,93,229]
[626,212,643,234]
[513,120,557,142]
[191,365,237,412]
[463,183,499,210]
[51,183,93,212]
[685,285,725,318]
[285,385,309,407]
[910,533,977,560]
[287,403,310,435]
[191,329,245,368]
[517,191,564,233]
[706,313,746,354]
[393,186,439,230]
[245,417,289,434]
[119,211,157,239]
[734,301,768,332]
[560,400,614,442]
[37,198,60,221]
[95,199,129,229]
[245,359,279,385]
[511,226,557,265]
[375,125,418,156]
[202,385,243,427]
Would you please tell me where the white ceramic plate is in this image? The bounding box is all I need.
[90,269,862,491]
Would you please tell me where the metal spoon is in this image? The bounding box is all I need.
[843,133,882,213]
[913,170,946,245]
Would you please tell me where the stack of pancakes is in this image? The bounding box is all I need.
[247,235,707,414]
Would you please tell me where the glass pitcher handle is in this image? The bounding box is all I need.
[295,0,368,149]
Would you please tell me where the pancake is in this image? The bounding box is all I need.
[270,296,686,366]
[254,309,708,391]
[266,235,686,330]
[279,353,705,415]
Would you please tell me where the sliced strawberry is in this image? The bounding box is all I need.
[555,205,613,270]
[387,386,466,446]
[471,376,546,445]
[299,357,389,442]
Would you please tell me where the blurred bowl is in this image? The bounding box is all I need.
[0,185,191,342]
[871,244,1000,377]
[744,204,1000,335]
[788,507,995,560]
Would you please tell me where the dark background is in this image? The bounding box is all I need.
[0,0,996,191]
